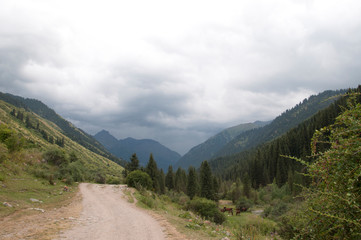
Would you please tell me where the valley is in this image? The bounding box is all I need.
[0,87,360,239]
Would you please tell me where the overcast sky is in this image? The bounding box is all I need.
[0,0,360,155]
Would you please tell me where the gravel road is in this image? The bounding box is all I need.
[58,183,166,240]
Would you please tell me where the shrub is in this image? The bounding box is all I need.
[43,147,68,166]
[106,176,121,184]
[95,172,106,184]
[186,197,226,224]
[236,197,253,210]
[126,170,153,190]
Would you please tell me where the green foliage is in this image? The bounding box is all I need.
[146,154,160,192]
[106,176,121,184]
[200,160,215,200]
[0,124,24,152]
[165,165,175,190]
[126,170,153,190]
[186,197,226,224]
[127,153,139,172]
[231,214,278,240]
[187,166,198,199]
[166,190,190,206]
[43,147,68,166]
[236,197,253,210]
[283,95,361,239]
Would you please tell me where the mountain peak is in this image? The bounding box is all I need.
[94,130,119,149]
[94,133,181,170]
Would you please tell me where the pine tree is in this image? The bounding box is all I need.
[200,160,214,200]
[165,165,175,190]
[127,153,139,172]
[158,169,166,194]
[146,153,159,192]
[175,167,187,193]
[187,166,198,200]
[242,173,251,199]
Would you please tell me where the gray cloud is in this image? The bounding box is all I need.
[0,0,361,154]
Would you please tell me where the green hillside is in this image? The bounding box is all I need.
[0,92,126,167]
[175,121,268,169]
[0,98,124,190]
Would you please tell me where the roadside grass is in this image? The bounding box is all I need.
[131,189,281,239]
[0,171,77,218]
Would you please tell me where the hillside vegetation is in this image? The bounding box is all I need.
[0,92,125,166]
[0,98,124,218]
[215,89,345,157]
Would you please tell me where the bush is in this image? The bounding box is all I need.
[43,148,68,166]
[126,170,153,190]
[166,190,190,206]
[106,176,121,184]
[236,197,253,210]
[186,197,226,224]
[95,172,106,184]
[61,161,85,182]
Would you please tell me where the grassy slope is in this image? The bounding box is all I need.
[0,99,123,218]
[0,99,123,178]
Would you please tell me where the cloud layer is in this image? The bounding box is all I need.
[1,0,360,154]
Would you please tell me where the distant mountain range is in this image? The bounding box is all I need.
[174,121,269,169]
[94,130,181,171]
[175,89,346,170]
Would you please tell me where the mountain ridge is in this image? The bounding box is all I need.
[94,130,181,171]
[175,120,269,169]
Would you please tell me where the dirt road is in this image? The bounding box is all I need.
[57,183,166,240]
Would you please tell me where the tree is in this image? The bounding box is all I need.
[146,153,159,192]
[127,153,139,172]
[175,167,187,193]
[200,160,214,200]
[158,169,166,194]
[165,165,174,190]
[187,166,198,199]
[242,173,251,199]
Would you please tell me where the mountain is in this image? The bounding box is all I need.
[0,92,125,166]
[0,92,124,183]
[94,130,181,171]
[214,89,346,158]
[175,121,269,169]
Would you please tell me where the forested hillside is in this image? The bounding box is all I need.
[175,121,268,169]
[0,92,125,166]
[214,89,345,157]
[210,87,360,190]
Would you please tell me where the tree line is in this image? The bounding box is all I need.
[124,153,219,201]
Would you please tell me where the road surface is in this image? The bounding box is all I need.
[58,183,166,240]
